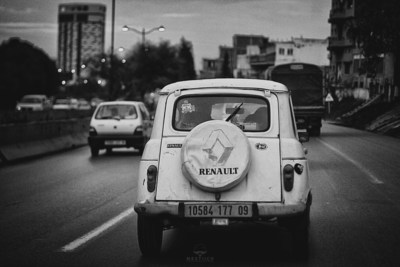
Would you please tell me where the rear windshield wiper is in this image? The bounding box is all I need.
[225,103,243,122]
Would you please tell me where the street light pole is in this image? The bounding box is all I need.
[109,0,115,100]
[122,25,165,44]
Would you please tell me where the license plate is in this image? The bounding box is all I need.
[105,140,126,145]
[184,204,252,218]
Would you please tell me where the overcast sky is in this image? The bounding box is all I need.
[0,0,331,71]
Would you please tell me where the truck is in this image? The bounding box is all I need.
[265,62,325,136]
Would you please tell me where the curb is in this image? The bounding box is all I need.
[0,133,88,163]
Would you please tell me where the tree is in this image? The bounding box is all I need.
[82,38,197,101]
[177,38,197,80]
[0,38,59,110]
[123,41,180,100]
[219,51,233,78]
[353,0,400,85]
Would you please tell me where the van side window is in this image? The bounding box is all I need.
[139,104,150,120]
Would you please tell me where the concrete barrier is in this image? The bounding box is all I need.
[0,118,90,162]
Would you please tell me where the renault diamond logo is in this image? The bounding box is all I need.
[202,129,233,165]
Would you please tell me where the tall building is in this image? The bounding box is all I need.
[57,3,106,80]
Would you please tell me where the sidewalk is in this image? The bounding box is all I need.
[327,99,400,139]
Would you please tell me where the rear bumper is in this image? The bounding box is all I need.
[134,200,307,219]
[88,135,145,148]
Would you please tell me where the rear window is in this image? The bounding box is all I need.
[95,105,138,120]
[173,95,270,132]
[21,97,42,103]
[55,99,69,105]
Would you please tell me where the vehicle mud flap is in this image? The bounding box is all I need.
[252,202,259,219]
[279,194,312,260]
[137,215,163,257]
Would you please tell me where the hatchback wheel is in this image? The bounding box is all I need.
[90,146,99,157]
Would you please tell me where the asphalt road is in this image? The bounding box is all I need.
[1,122,400,267]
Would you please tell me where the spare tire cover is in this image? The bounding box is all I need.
[181,120,251,192]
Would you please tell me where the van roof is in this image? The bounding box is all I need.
[98,101,143,106]
[160,78,288,94]
[22,94,47,98]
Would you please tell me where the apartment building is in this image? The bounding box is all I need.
[328,0,396,100]
[327,0,357,87]
[200,34,328,80]
[199,46,234,79]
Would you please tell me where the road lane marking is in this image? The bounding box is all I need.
[59,207,135,252]
[317,139,384,185]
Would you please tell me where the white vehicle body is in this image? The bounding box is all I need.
[52,98,79,110]
[88,101,152,156]
[77,99,91,110]
[16,94,52,111]
[135,79,311,258]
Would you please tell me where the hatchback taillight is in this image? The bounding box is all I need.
[147,165,158,192]
[283,164,294,191]
[134,126,143,136]
[89,126,97,136]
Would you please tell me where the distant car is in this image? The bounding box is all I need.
[16,94,52,111]
[77,99,91,110]
[88,101,152,156]
[90,97,104,108]
[53,98,79,110]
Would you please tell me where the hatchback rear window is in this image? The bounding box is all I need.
[21,97,42,103]
[173,95,270,131]
[95,105,138,120]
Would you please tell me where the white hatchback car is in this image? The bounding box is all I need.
[88,101,152,156]
[16,94,52,111]
[135,79,312,259]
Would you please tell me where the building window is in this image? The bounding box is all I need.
[59,14,73,22]
[344,62,351,74]
[287,48,293,55]
[77,14,88,22]
[207,61,215,69]
[279,48,285,55]
[346,0,353,8]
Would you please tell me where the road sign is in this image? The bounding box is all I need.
[325,93,334,102]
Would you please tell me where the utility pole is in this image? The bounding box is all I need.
[109,0,115,100]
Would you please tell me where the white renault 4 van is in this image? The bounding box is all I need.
[135,79,311,259]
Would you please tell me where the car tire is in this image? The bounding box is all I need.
[138,136,149,155]
[279,193,312,260]
[137,215,163,257]
[90,146,99,157]
[308,127,321,137]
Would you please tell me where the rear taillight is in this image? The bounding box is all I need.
[283,164,294,191]
[147,165,158,192]
[134,126,143,136]
[89,126,97,136]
